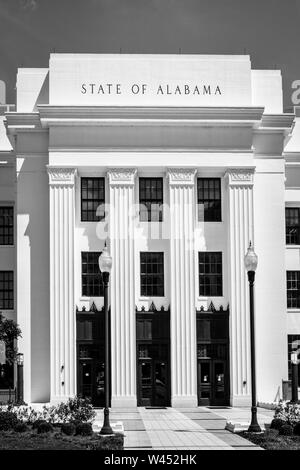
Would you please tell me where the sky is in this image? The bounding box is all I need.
[1,0,300,108]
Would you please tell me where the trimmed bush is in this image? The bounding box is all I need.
[61,422,76,436]
[0,411,19,431]
[75,422,93,436]
[14,422,29,433]
[279,424,294,436]
[270,418,285,430]
[37,421,53,434]
[32,419,47,430]
[293,422,300,436]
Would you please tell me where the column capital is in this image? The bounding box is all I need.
[167,168,197,186]
[47,167,77,186]
[107,168,137,186]
[225,168,255,187]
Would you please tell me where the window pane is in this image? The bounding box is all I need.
[199,252,223,297]
[287,271,300,309]
[139,178,163,222]
[140,252,164,297]
[197,179,221,222]
[81,252,103,297]
[0,207,13,245]
[0,271,14,309]
[286,208,300,245]
[81,178,105,222]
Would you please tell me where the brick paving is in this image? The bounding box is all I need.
[95,406,274,450]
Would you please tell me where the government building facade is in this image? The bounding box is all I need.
[0,53,300,408]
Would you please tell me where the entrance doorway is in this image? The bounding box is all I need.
[136,306,170,407]
[196,306,230,406]
[76,305,110,407]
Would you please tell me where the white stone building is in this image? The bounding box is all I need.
[0,53,300,408]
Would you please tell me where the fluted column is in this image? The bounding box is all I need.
[226,168,254,406]
[167,168,198,408]
[47,167,77,403]
[108,168,137,408]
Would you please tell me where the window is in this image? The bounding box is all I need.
[287,271,300,309]
[81,178,105,222]
[139,178,163,222]
[0,271,14,309]
[288,335,300,386]
[199,252,223,297]
[0,207,13,245]
[140,252,164,297]
[81,252,103,297]
[286,208,300,245]
[197,178,221,222]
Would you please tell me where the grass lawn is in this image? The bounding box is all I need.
[0,429,124,450]
[239,429,300,450]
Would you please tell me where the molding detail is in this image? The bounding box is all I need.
[47,167,77,185]
[167,168,197,186]
[225,168,254,186]
[107,168,137,186]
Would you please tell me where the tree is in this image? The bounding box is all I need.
[0,313,22,364]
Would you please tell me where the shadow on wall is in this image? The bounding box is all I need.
[19,154,50,402]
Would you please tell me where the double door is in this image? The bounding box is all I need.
[197,359,229,406]
[138,358,170,407]
[78,359,105,407]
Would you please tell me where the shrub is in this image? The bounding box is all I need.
[279,424,294,436]
[61,422,76,436]
[37,421,53,434]
[75,422,93,436]
[14,422,28,433]
[293,422,300,436]
[0,411,19,431]
[274,401,300,426]
[90,434,124,450]
[32,419,47,430]
[270,418,285,430]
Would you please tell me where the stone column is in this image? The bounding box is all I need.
[167,168,198,408]
[47,167,77,403]
[108,168,137,408]
[226,168,254,406]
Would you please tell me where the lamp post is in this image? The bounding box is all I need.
[16,353,24,405]
[244,242,261,433]
[98,242,113,435]
[290,351,299,404]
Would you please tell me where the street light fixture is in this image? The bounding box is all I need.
[290,351,299,404]
[98,242,113,435]
[16,353,25,405]
[244,242,261,433]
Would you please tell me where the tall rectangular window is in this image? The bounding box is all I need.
[199,252,223,297]
[140,252,164,297]
[0,207,13,245]
[81,252,103,297]
[0,271,14,309]
[139,177,163,222]
[81,178,105,222]
[288,335,300,386]
[286,208,300,245]
[197,178,221,222]
[287,271,300,309]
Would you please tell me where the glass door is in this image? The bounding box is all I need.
[154,361,168,406]
[197,360,212,405]
[139,360,153,406]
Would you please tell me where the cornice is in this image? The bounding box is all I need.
[37,105,265,128]
[5,112,43,134]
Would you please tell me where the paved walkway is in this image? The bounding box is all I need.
[95,406,274,450]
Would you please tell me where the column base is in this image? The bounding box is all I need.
[171,395,198,408]
[231,395,251,407]
[50,395,75,405]
[111,396,137,409]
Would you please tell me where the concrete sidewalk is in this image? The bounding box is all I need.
[95,406,274,450]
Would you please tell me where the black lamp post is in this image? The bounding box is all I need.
[98,243,113,435]
[16,352,25,405]
[290,351,299,404]
[244,242,261,433]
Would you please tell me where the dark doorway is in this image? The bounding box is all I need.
[196,306,230,406]
[136,306,170,407]
[76,304,110,407]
